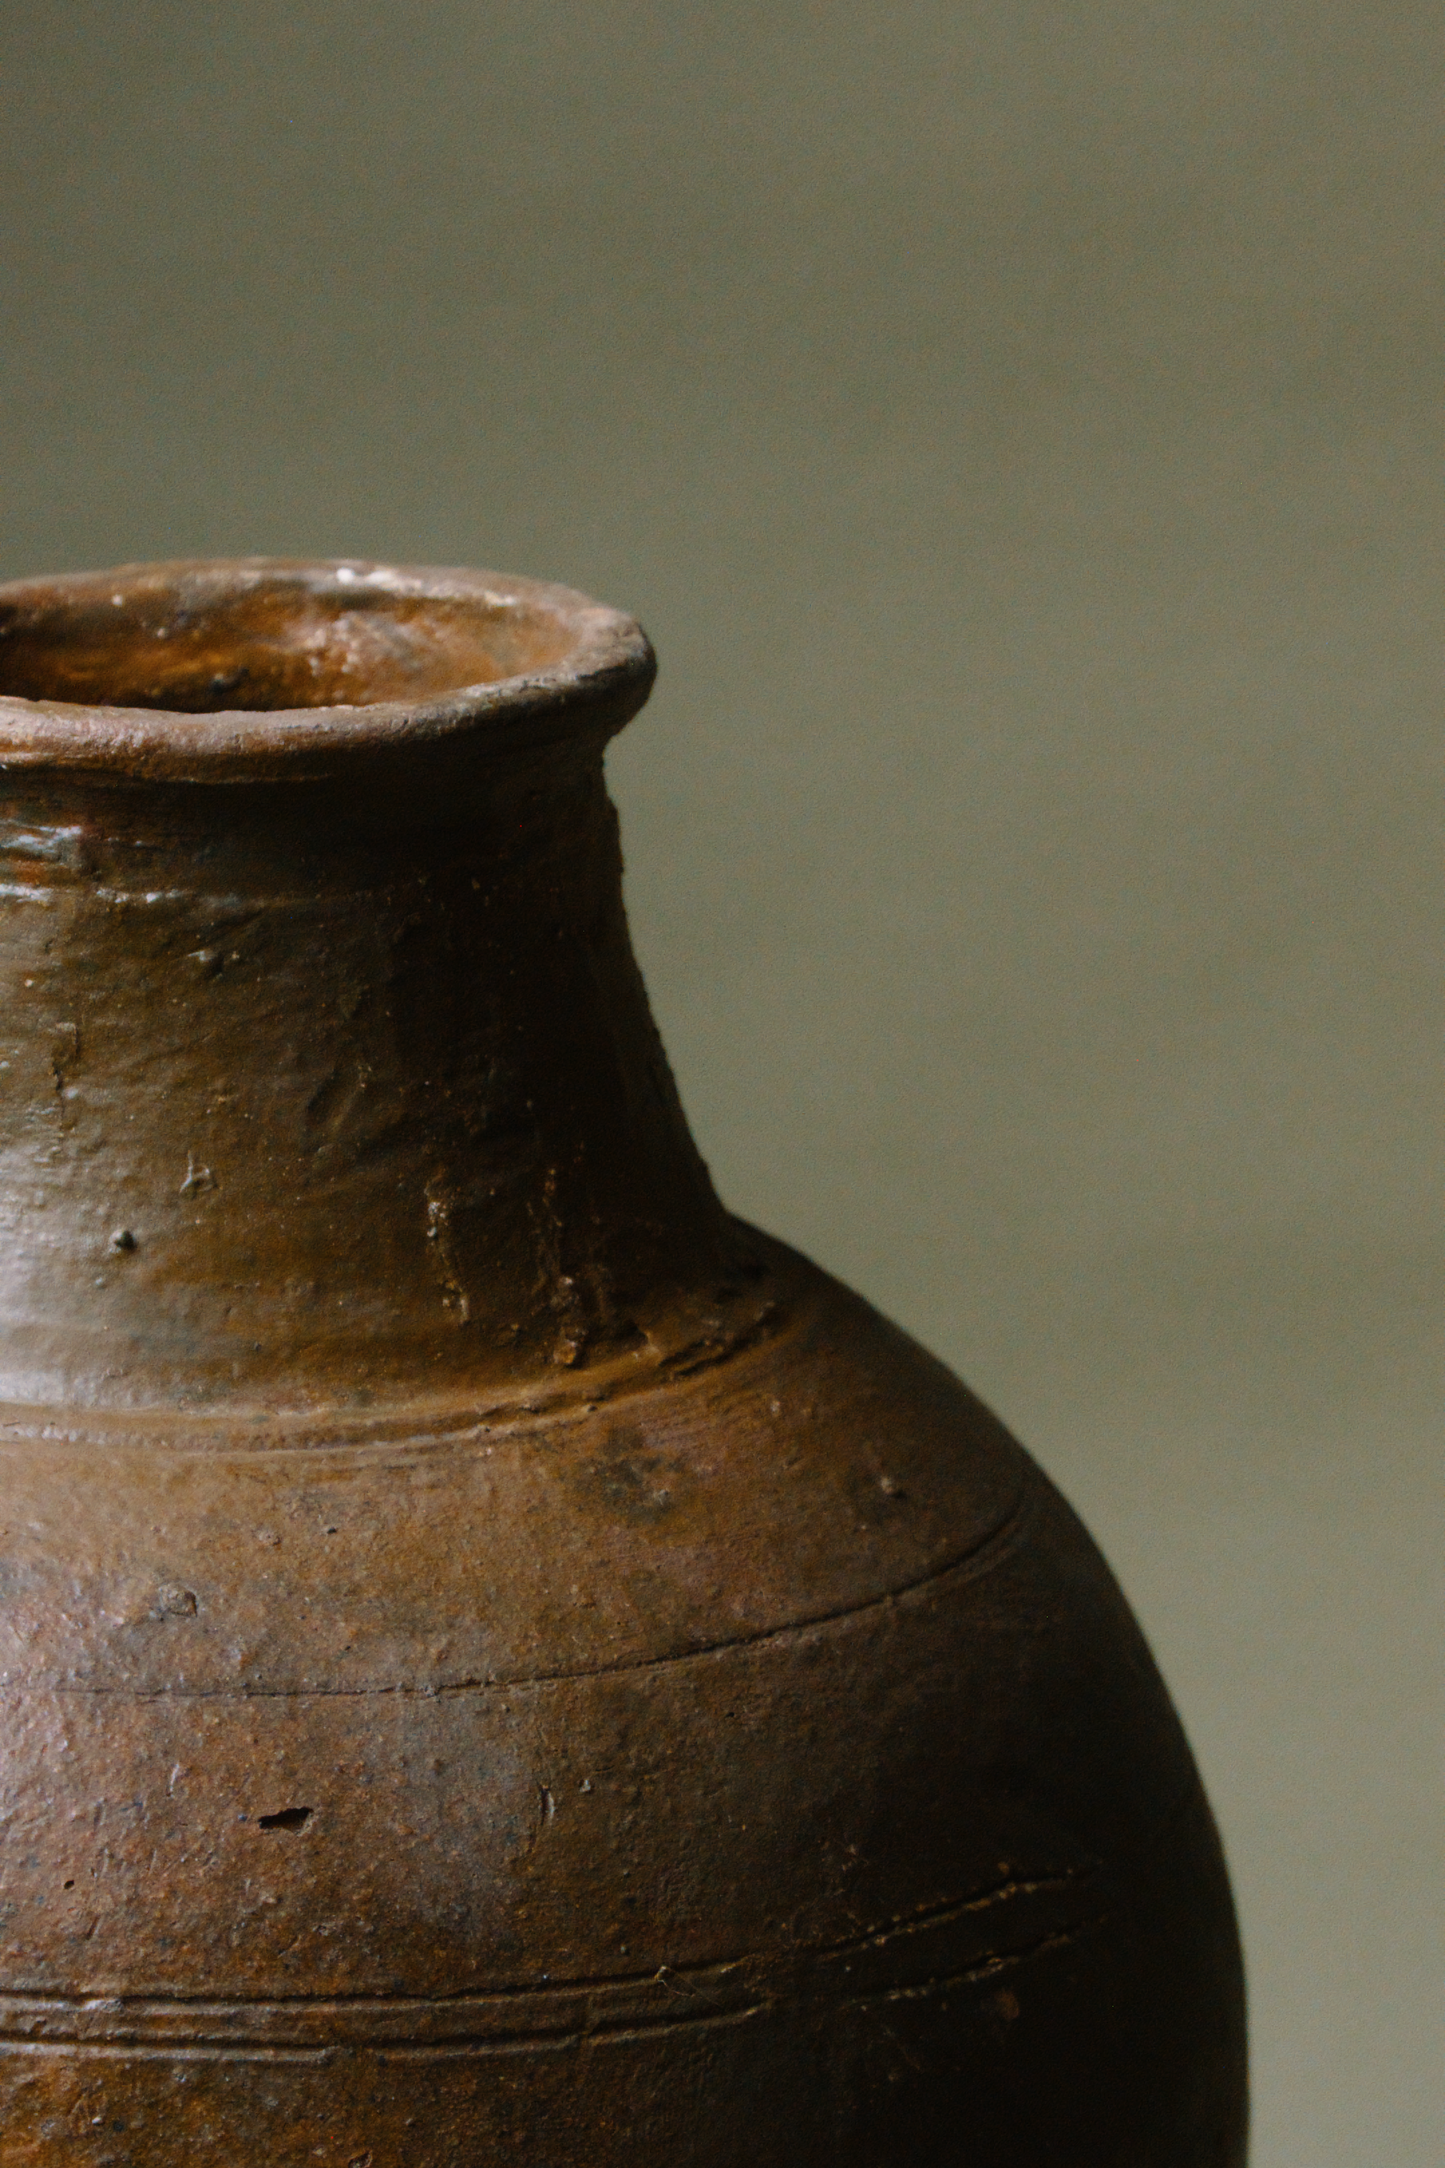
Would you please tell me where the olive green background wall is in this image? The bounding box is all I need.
[1,6,1439,2158]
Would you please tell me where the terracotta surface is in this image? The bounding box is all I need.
[0,559,1246,2162]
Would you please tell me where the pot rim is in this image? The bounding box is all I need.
[0,557,655,784]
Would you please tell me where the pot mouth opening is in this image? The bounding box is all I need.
[0,559,603,713]
[0,559,653,782]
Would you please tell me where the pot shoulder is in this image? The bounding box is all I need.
[0,1234,1228,2014]
[0,1234,1034,1701]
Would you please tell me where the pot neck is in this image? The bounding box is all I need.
[0,750,758,1417]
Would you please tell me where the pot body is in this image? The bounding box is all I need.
[0,560,1246,2163]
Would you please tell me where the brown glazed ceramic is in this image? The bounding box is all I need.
[0,559,1246,2164]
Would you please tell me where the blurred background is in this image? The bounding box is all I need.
[1,5,1439,2157]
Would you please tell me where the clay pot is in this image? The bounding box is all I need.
[0,559,1245,2163]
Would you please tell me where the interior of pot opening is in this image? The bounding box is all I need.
[0,565,574,713]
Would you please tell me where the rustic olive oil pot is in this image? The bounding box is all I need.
[0,560,1245,2163]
